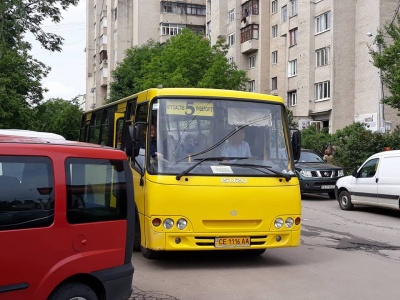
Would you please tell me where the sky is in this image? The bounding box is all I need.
[29,1,86,100]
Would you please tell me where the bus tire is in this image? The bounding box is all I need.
[49,282,98,300]
[141,245,163,259]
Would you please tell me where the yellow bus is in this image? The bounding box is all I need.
[80,87,302,259]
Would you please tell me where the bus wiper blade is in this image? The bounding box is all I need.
[176,157,248,181]
[219,163,292,182]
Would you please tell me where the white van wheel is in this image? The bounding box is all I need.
[338,190,354,211]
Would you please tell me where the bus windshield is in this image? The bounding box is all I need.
[149,97,294,177]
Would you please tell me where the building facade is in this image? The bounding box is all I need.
[85,0,206,110]
[86,0,399,133]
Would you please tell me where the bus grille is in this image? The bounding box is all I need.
[194,236,268,247]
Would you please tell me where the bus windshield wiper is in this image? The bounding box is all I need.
[219,162,292,182]
[175,157,249,181]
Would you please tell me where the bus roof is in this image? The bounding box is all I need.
[84,87,284,114]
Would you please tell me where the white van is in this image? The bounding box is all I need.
[335,150,400,211]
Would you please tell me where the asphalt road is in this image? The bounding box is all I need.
[129,193,400,300]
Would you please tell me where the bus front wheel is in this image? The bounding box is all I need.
[141,245,163,259]
[49,282,98,300]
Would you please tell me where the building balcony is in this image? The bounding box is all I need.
[240,14,259,28]
[100,76,108,87]
[241,39,259,54]
[100,59,108,70]
[100,43,107,52]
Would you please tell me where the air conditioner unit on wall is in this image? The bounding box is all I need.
[310,121,323,130]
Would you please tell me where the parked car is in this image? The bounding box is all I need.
[296,149,344,198]
[335,150,400,211]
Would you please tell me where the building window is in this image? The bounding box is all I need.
[101,34,107,45]
[242,0,259,17]
[288,59,297,77]
[272,77,278,90]
[162,1,173,13]
[241,24,259,43]
[289,0,297,17]
[101,17,107,28]
[228,9,235,23]
[207,21,211,36]
[160,2,206,15]
[249,55,256,68]
[161,23,186,36]
[272,51,278,64]
[316,47,330,67]
[272,0,278,14]
[272,25,278,38]
[228,32,235,47]
[281,5,287,22]
[228,56,234,65]
[288,90,297,106]
[316,11,331,34]
[248,80,256,92]
[289,28,298,46]
[315,81,330,101]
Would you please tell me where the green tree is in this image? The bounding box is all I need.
[33,98,83,140]
[109,40,163,102]
[0,48,49,129]
[109,29,248,102]
[0,0,79,130]
[332,123,382,174]
[369,15,400,114]
[0,0,79,53]
[301,125,333,156]
[286,107,298,130]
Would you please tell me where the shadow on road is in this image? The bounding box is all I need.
[301,193,333,201]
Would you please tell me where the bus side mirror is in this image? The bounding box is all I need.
[291,130,301,161]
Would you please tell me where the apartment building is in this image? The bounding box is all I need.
[206,0,399,133]
[86,0,399,133]
[85,0,206,110]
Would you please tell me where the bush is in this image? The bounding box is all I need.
[299,122,400,175]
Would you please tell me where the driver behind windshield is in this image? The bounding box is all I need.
[221,129,251,157]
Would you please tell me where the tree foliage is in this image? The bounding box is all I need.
[301,122,400,174]
[109,40,163,102]
[301,125,333,156]
[0,0,79,53]
[0,0,78,130]
[33,98,83,140]
[370,15,400,114]
[108,29,248,103]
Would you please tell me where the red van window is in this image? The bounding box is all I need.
[65,158,127,224]
[0,156,54,231]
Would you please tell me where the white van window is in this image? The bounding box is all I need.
[378,156,400,178]
[359,158,379,178]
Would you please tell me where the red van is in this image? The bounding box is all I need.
[0,134,134,300]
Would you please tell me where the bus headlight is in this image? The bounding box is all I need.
[176,218,187,230]
[285,217,294,228]
[274,218,284,229]
[163,218,174,229]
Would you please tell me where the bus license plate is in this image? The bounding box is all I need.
[215,237,250,248]
[321,185,335,189]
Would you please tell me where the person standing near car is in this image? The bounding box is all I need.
[323,149,334,165]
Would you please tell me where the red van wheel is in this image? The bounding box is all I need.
[49,282,98,300]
